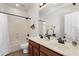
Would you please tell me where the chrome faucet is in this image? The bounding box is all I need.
[45,34,51,39]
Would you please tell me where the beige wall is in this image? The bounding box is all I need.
[26,4,39,37]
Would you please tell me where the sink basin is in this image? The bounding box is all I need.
[43,37,57,41]
[41,37,77,51]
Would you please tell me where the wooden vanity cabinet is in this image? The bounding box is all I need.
[40,52,47,56]
[29,43,33,56]
[29,40,40,56]
[40,45,63,56]
[29,40,63,56]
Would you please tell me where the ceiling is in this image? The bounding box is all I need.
[39,3,69,17]
[4,3,35,11]
[3,3,66,11]
[40,3,65,11]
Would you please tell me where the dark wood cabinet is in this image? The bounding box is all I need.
[29,40,63,56]
[40,52,47,56]
[40,45,63,56]
[29,40,40,56]
[33,47,39,56]
[28,43,33,56]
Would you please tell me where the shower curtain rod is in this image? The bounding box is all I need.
[0,11,31,20]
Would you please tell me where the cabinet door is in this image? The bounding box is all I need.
[29,44,33,56]
[29,40,40,56]
[33,47,39,56]
[40,45,62,56]
[40,52,47,56]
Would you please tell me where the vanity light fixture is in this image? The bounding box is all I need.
[40,3,46,8]
[73,3,76,6]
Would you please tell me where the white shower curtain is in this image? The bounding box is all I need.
[0,13,10,56]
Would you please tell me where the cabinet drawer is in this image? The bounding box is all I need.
[29,40,39,48]
[40,45,62,56]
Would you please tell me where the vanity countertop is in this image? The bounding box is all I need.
[28,37,79,56]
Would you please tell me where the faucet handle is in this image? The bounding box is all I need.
[72,41,77,47]
[39,34,43,39]
[57,37,65,44]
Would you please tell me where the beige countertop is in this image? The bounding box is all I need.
[28,37,79,56]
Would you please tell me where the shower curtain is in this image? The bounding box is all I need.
[0,13,10,56]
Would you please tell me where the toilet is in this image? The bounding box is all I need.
[20,43,28,53]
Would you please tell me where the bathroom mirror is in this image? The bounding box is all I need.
[46,25,56,37]
[47,28,53,35]
[38,20,46,37]
[38,20,56,38]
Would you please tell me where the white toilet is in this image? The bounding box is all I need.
[20,43,28,53]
